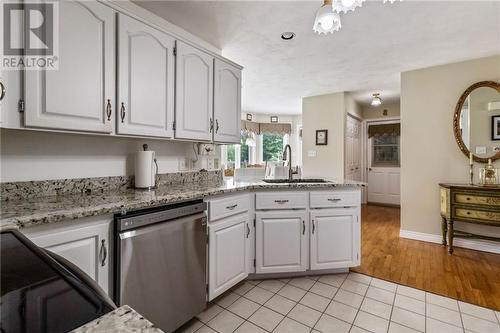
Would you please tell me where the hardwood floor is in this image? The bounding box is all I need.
[351,204,500,311]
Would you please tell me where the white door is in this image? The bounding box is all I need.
[117,14,175,138]
[208,214,249,300]
[255,211,308,274]
[24,0,115,133]
[26,220,111,295]
[367,132,401,205]
[345,115,362,181]
[213,59,241,144]
[310,209,359,270]
[175,41,213,141]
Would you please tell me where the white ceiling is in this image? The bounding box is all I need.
[134,1,500,114]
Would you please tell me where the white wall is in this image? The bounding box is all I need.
[401,55,500,239]
[302,92,345,179]
[0,129,195,182]
[345,93,363,119]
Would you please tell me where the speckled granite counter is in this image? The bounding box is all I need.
[1,179,365,229]
[71,305,163,333]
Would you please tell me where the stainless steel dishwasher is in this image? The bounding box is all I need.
[114,200,207,333]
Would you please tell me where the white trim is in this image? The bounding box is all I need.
[399,229,500,254]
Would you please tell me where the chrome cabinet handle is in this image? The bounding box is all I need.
[99,239,107,267]
[327,198,341,202]
[302,220,305,235]
[312,220,315,234]
[274,199,289,204]
[106,99,112,121]
[246,223,250,238]
[215,119,219,133]
[226,204,238,210]
[120,102,125,123]
[0,81,5,101]
[210,118,214,132]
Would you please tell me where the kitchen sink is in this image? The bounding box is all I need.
[262,179,328,184]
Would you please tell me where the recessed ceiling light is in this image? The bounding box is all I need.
[281,32,296,40]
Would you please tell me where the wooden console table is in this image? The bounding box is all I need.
[439,184,500,254]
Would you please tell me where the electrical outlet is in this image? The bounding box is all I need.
[308,150,317,157]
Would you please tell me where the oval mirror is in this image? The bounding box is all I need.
[454,81,500,163]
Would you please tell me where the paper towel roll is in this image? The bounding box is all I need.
[135,151,155,189]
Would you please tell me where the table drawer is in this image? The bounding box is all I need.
[208,194,250,221]
[256,192,308,210]
[454,193,500,207]
[310,191,360,208]
[454,208,500,224]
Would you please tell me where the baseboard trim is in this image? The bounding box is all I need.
[399,229,500,254]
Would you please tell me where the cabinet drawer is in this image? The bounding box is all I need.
[310,191,360,208]
[208,194,250,221]
[256,192,308,210]
[454,208,500,224]
[454,193,500,207]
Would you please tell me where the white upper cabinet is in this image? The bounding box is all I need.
[175,41,214,141]
[24,0,115,133]
[310,209,360,270]
[213,59,241,144]
[255,210,308,274]
[117,14,175,138]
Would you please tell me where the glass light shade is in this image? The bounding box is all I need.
[313,5,341,35]
[333,0,365,13]
[371,96,382,106]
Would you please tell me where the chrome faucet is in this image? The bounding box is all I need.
[282,144,293,181]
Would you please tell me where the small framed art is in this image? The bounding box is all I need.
[316,129,328,145]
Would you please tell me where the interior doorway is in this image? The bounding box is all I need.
[364,119,401,206]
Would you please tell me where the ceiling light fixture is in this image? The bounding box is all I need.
[313,0,341,35]
[313,0,401,35]
[332,0,365,13]
[281,32,296,40]
[371,93,382,107]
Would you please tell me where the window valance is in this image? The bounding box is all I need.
[368,123,400,138]
[241,120,291,135]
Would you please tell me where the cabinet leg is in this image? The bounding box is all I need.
[441,218,447,246]
[447,220,454,254]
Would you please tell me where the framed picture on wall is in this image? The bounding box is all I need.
[493,116,500,140]
[316,130,328,145]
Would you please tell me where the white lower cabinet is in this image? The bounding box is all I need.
[208,213,250,300]
[255,210,308,274]
[24,217,112,295]
[310,209,360,270]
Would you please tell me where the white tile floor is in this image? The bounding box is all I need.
[175,272,500,333]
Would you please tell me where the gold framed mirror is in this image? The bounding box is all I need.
[453,81,500,163]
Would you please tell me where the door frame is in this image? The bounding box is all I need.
[361,117,400,204]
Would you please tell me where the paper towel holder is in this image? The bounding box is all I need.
[135,144,159,190]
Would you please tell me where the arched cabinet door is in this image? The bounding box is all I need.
[116,14,175,138]
[24,0,115,133]
[175,41,214,141]
[213,59,242,144]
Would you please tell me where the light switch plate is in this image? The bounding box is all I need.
[178,158,191,171]
[308,150,317,157]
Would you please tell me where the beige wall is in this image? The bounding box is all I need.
[302,92,345,179]
[345,93,363,119]
[363,103,400,120]
[401,55,500,239]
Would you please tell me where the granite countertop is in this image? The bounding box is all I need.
[71,305,163,333]
[1,179,365,229]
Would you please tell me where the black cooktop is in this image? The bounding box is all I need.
[1,230,114,333]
